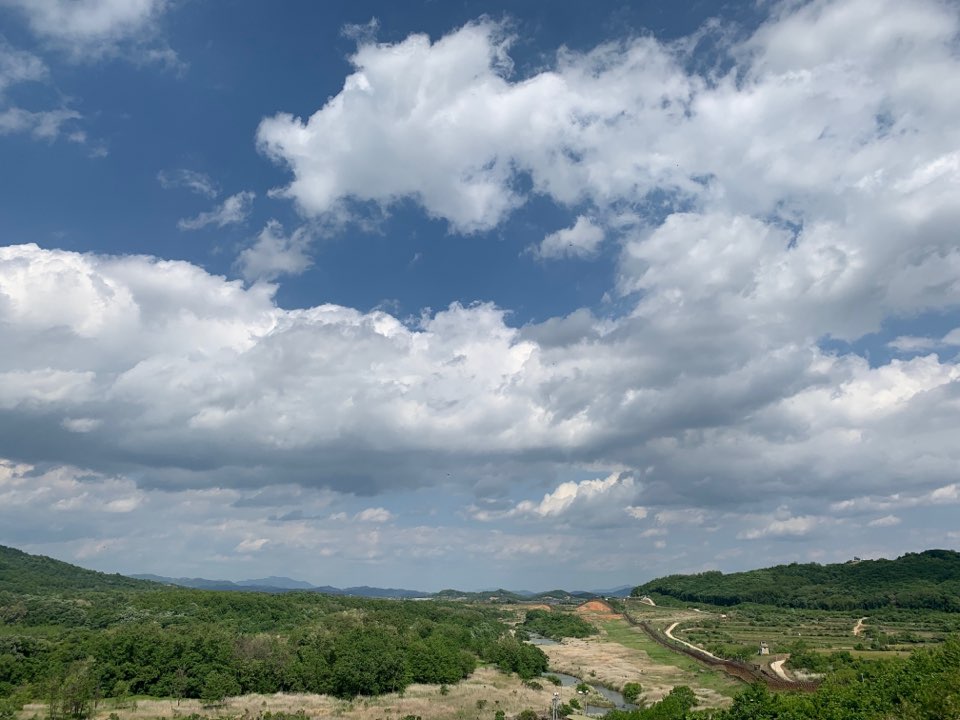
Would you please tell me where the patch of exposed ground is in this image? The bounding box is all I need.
[20,667,564,720]
[853,617,867,636]
[576,600,621,621]
[770,658,791,681]
[539,635,731,709]
[524,604,553,612]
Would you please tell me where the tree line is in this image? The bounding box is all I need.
[632,550,960,611]
[0,586,547,717]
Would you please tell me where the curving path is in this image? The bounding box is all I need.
[853,617,867,636]
[664,622,723,661]
[770,659,791,681]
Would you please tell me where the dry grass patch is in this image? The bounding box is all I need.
[21,668,565,720]
[540,635,732,710]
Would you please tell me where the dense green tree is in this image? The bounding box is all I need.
[522,610,597,640]
[328,627,411,698]
[200,671,240,706]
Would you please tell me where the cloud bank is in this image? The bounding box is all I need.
[2,0,960,585]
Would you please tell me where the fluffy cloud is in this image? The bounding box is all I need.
[259,1,959,237]
[355,507,393,523]
[0,0,173,60]
[2,236,960,514]
[738,515,824,540]
[830,483,960,515]
[252,5,960,522]
[889,328,960,353]
[237,221,313,281]
[867,515,901,528]
[536,216,605,260]
[476,473,644,526]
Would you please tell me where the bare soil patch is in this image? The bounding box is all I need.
[576,600,621,621]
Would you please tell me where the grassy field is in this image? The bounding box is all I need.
[597,620,743,698]
[525,601,742,711]
[620,598,960,661]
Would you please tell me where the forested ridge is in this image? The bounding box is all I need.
[0,545,547,716]
[0,546,157,595]
[632,549,960,611]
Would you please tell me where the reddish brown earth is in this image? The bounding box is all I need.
[576,599,621,620]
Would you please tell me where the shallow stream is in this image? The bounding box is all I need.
[540,671,637,716]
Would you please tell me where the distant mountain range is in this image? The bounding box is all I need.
[1,542,629,599]
[130,573,635,599]
[130,573,429,598]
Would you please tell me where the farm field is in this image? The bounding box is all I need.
[620,597,960,668]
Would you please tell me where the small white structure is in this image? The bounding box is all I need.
[759,641,770,656]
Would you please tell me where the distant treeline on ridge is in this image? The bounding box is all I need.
[631,549,960,611]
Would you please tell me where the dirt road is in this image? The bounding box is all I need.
[664,622,722,660]
[770,659,790,681]
[853,617,867,636]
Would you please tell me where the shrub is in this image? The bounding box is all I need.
[621,682,642,703]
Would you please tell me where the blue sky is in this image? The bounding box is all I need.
[1,0,959,591]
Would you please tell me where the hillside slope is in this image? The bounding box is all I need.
[0,544,156,594]
[632,549,960,611]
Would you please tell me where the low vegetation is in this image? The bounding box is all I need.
[521,609,597,640]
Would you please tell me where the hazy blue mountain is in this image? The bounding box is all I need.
[129,573,428,597]
[589,585,634,597]
[236,576,315,589]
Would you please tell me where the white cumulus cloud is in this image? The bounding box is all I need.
[536,216,605,259]
[237,220,313,281]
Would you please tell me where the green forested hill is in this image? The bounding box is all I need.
[0,544,157,594]
[0,544,548,707]
[632,549,960,611]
